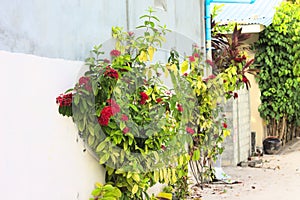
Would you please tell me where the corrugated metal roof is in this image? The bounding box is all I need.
[212,0,283,26]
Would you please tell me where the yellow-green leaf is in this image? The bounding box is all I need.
[132,184,139,194]
[181,60,189,74]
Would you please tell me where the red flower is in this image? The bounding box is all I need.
[107,99,120,115]
[56,93,72,107]
[128,31,134,37]
[84,84,92,92]
[186,127,195,135]
[156,98,163,103]
[233,92,238,99]
[110,49,121,57]
[183,73,188,77]
[121,114,129,121]
[98,106,113,126]
[103,58,110,63]
[79,76,92,92]
[193,53,200,58]
[161,145,166,151]
[189,56,195,62]
[177,104,183,112]
[242,76,248,83]
[140,92,149,105]
[79,76,90,85]
[222,123,228,129]
[104,67,119,80]
[122,127,130,134]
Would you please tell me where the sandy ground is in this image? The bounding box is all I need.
[191,138,300,200]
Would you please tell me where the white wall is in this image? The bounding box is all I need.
[0,51,105,200]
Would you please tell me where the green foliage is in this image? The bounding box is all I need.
[90,183,122,200]
[255,1,300,141]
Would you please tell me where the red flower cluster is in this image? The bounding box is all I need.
[121,114,129,121]
[79,76,92,91]
[193,53,200,58]
[189,56,195,62]
[139,92,149,105]
[177,104,183,112]
[122,127,130,134]
[110,49,121,57]
[104,67,119,80]
[107,99,120,114]
[56,93,72,107]
[98,106,113,126]
[98,99,121,126]
[186,127,195,135]
[222,123,228,129]
[156,98,163,103]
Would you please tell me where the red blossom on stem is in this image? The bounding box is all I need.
[222,123,228,129]
[140,92,149,105]
[177,104,183,112]
[189,56,195,62]
[103,58,110,63]
[121,114,129,121]
[122,127,130,134]
[156,98,163,103]
[186,127,195,135]
[56,93,73,107]
[193,53,200,58]
[110,49,121,57]
[107,99,120,115]
[98,106,113,126]
[104,67,119,80]
[161,145,166,151]
[79,76,92,92]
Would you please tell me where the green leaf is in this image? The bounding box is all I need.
[88,135,95,146]
[74,94,80,105]
[132,184,139,195]
[99,153,110,164]
[129,104,139,112]
[96,141,107,152]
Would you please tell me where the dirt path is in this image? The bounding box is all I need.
[194,138,300,200]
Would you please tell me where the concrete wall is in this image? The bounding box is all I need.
[0,51,105,200]
[246,34,265,148]
[0,0,205,60]
[222,88,251,166]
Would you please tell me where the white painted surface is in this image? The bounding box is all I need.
[0,51,105,200]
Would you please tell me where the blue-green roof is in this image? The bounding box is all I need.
[212,0,283,26]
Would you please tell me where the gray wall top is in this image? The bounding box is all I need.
[0,0,205,60]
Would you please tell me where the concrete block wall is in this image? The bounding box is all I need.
[222,88,251,166]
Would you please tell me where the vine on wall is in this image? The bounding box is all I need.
[255,1,300,143]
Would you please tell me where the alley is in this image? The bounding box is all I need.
[200,138,300,200]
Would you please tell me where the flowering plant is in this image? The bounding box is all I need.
[56,8,197,199]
